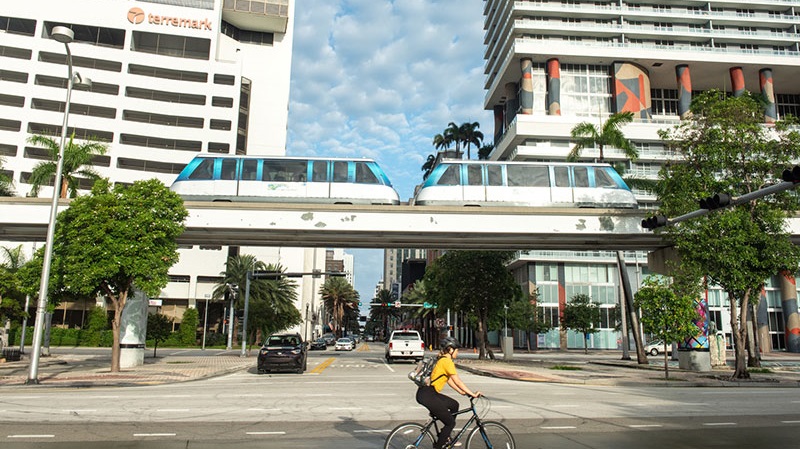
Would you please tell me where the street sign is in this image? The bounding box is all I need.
[394,301,402,308]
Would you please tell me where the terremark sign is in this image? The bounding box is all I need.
[127,7,212,31]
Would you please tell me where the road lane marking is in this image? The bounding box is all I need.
[63,409,97,413]
[541,426,576,430]
[781,420,800,424]
[246,431,286,435]
[329,407,361,410]
[134,433,177,437]
[248,408,280,412]
[8,435,55,438]
[86,396,119,399]
[629,424,663,428]
[703,422,737,426]
[156,409,190,412]
[309,357,335,374]
[354,430,391,433]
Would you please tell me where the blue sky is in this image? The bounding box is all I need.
[286,0,492,306]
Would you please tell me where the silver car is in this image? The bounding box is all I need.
[334,337,354,351]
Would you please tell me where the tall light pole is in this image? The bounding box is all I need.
[27,27,90,384]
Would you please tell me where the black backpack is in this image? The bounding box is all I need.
[408,356,444,387]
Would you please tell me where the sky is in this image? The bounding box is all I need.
[285,0,493,307]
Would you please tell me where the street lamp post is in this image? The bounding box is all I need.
[27,27,90,384]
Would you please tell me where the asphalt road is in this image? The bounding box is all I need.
[2,344,799,448]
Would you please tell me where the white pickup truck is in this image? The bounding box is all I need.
[385,330,425,363]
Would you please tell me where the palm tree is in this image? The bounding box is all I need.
[26,132,109,198]
[319,277,359,338]
[432,133,450,151]
[478,143,494,160]
[459,122,484,160]
[444,122,463,155]
[421,154,436,180]
[567,112,637,163]
[0,156,14,196]
[213,254,265,346]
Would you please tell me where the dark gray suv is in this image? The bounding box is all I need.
[257,333,307,374]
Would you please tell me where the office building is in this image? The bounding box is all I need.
[482,0,800,350]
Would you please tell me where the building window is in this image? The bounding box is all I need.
[122,110,204,128]
[212,96,234,108]
[0,119,21,132]
[128,64,207,83]
[28,123,113,142]
[120,134,202,152]
[117,157,188,174]
[39,51,122,72]
[0,69,28,83]
[44,22,125,49]
[0,144,16,157]
[131,31,210,60]
[0,16,36,36]
[214,74,236,85]
[208,142,230,153]
[0,45,32,60]
[31,99,117,119]
[126,87,206,105]
[210,119,232,130]
[220,20,274,45]
[35,74,119,96]
[0,94,24,108]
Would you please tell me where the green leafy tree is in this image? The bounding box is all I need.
[568,111,638,162]
[320,277,359,338]
[0,156,14,196]
[177,307,199,346]
[0,245,28,348]
[147,312,173,357]
[26,133,109,198]
[424,251,521,359]
[368,289,400,341]
[634,277,699,379]
[478,143,494,160]
[561,294,601,354]
[250,264,301,347]
[29,178,187,372]
[655,90,800,379]
[213,254,265,346]
[507,295,551,351]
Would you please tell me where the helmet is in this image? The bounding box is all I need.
[440,336,461,350]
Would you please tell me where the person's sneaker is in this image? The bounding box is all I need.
[444,438,462,448]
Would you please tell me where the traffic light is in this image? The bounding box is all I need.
[698,193,732,210]
[641,215,668,230]
[783,165,800,183]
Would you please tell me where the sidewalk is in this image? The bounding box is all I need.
[0,350,254,388]
[1,347,799,388]
[456,349,800,387]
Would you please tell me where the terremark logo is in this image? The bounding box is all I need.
[127,7,145,25]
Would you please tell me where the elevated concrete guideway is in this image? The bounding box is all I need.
[2,197,663,251]
[12,197,800,251]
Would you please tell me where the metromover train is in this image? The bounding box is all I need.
[411,160,638,208]
[169,155,401,205]
[170,156,638,209]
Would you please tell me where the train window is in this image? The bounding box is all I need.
[188,158,214,180]
[265,160,306,182]
[508,165,549,187]
[574,167,589,187]
[436,165,460,186]
[221,159,237,180]
[333,161,349,183]
[554,166,570,187]
[466,165,482,186]
[355,162,380,184]
[312,161,328,182]
[487,165,503,186]
[595,168,616,188]
[242,159,259,180]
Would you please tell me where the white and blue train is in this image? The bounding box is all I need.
[169,155,401,205]
[412,160,638,209]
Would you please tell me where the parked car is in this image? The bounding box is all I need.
[335,337,354,351]
[385,330,424,363]
[645,340,672,356]
[309,338,327,350]
[257,333,307,374]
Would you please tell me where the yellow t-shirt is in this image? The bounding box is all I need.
[430,357,456,392]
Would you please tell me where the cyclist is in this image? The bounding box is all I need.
[415,336,482,449]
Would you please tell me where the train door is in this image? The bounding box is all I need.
[328,160,352,202]
[236,158,261,199]
[571,166,594,206]
[550,165,574,205]
[461,164,486,205]
[216,158,239,198]
[307,160,329,200]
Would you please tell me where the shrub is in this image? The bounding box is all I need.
[178,308,199,345]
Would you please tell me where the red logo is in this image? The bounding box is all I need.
[128,7,145,24]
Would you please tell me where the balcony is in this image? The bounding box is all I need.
[222,0,289,34]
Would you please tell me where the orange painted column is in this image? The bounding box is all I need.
[779,271,800,352]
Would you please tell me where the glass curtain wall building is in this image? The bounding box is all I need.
[482,0,800,351]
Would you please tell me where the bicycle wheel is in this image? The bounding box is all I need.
[384,422,435,449]
[465,421,515,449]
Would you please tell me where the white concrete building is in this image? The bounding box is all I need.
[482,0,800,351]
[0,0,328,338]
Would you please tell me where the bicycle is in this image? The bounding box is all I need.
[384,396,515,449]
